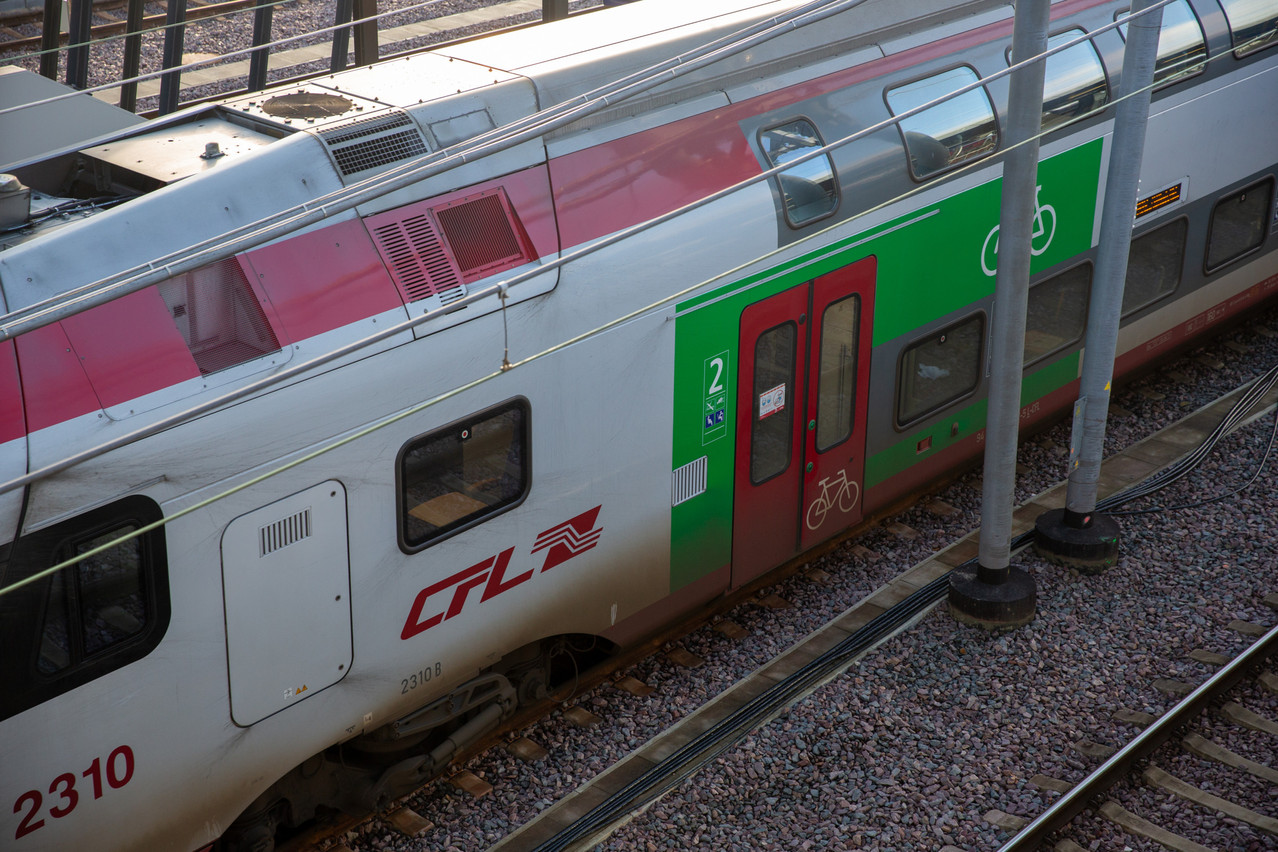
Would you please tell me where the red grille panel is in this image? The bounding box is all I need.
[366,186,537,306]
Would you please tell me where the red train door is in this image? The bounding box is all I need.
[731,258,875,588]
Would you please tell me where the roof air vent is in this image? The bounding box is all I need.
[262,92,355,119]
[316,109,430,178]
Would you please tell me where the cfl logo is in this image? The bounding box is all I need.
[400,505,603,640]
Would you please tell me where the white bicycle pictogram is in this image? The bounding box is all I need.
[980,184,1057,277]
[805,467,860,530]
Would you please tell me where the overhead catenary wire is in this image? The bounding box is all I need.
[0,4,1265,604]
[0,22,1180,508]
[0,0,1184,339]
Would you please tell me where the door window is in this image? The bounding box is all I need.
[815,296,860,451]
[750,322,797,483]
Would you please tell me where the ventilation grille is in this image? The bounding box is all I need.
[366,188,537,307]
[371,215,466,304]
[435,192,526,278]
[156,258,281,376]
[260,508,312,557]
[317,110,429,177]
[672,457,708,506]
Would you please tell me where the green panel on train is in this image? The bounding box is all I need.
[669,139,1102,591]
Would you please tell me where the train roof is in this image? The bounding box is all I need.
[0,0,1011,310]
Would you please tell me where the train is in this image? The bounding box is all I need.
[1,0,1275,847]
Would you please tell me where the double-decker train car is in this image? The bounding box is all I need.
[1,0,1275,847]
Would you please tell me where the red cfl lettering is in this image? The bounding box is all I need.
[400,547,527,640]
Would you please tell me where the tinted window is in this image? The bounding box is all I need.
[1206,178,1274,271]
[1025,263,1090,365]
[897,315,985,425]
[1037,30,1110,133]
[1218,0,1278,56]
[38,526,147,674]
[1123,218,1187,316]
[400,400,529,550]
[1117,0,1207,85]
[751,322,797,482]
[0,496,169,722]
[816,296,860,452]
[886,67,998,180]
[759,119,839,227]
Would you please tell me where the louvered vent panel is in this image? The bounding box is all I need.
[369,214,465,304]
[260,507,312,557]
[672,457,708,506]
[317,110,429,177]
[435,192,526,277]
[365,186,539,306]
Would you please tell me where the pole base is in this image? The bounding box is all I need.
[1033,508,1120,574]
[948,566,1036,629]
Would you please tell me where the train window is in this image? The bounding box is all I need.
[759,119,838,227]
[399,400,529,551]
[1219,0,1278,56]
[751,322,797,482]
[1025,263,1090,365]
[1122,218,1187,316]
[38,525,148,674]
[1016,30,1110,133]
[897,314,985,426]
[886,66,998,180]
[0,496,169,722]
[1116,0,1207,85]
[815,296,860,452]
[1205,178,1274,271]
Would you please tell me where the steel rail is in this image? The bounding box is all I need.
[997,619,1278,851]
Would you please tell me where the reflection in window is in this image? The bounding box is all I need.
[751,323,797,483]
[1117,0,1206,85]
[1123,219,1187,316]
[1206,178,1274,271]
[816,296,860,452]
[886,67,998,180]
[400,401,528,549]
[1035,30,1110,133]
[1219,0,1278,56]
[759,120,838,227]
[1025,264,1090,365]
[897,315,984,425]
[39,526,147,675]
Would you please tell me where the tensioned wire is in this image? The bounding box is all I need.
[0,4,1265,601]
[0,0,1182,333]
[0,2,1192,500]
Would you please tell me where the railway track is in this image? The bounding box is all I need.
[997,608,1278,851]
[0,0,258,53]
[283,316,1278,852]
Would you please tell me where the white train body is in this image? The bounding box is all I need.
[0,0,1275,848]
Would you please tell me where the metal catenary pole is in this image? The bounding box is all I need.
[1035,0,1165,570]
[950,0,1049,627]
